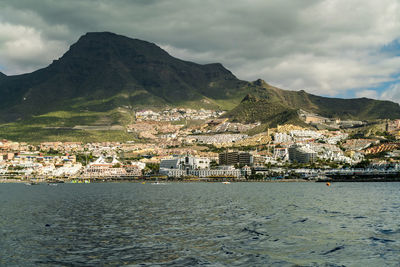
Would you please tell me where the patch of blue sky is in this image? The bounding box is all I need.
[345,77,400,99]
[373,76,400,93]
[340,40,400,99]
[320,40,400,100]
[335,90,360,99]
[380,38,400,57]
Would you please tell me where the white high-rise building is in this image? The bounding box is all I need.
[159,155,210,176]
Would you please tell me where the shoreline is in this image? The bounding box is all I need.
[2,178,400,184]
[0,178,312,184]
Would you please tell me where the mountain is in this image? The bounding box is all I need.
[0,32,400,141]
[225,93,302,126]
[0,72,6,83]
[0,32,248,121]
[225,80,400,125]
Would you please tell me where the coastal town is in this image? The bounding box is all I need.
[2,108,400,183]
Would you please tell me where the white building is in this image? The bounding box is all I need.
[84,156,127,178]
[159,155,248,178]
[274,147,289,161]
[288,144,317,163]
[129,161,146,170]
[159,155,210,173]
[52,163,83,177]
[274,133,292,144]
[290,130,323,141]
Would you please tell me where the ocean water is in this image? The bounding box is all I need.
[0,182,399,266]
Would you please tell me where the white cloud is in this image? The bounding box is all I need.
[1,0,400,98]
[0,22,67,74]
[355,90,379,99]
[380,83,400,103]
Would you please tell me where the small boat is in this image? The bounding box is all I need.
[222,181,231,184]
[47,183,58,186]
[25,182,39,186]
[152,181,166,185]
[152,177,166,185]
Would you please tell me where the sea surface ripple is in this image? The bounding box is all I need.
[0,182,399,266]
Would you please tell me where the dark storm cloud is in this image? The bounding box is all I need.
[1,0,400,100]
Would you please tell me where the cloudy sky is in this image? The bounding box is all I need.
[1,0,400,102]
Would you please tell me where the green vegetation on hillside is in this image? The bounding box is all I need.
[224,80,400,126]
[0,123,137,143]
[1,32,399,141]
[0,108,139,142]
[0,32,247,122]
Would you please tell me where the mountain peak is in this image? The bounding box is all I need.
[0,32,242,119]
[83,31,120,38]
[2,31,398,128]
[65,31,168,59]
[76,31,152,46]
[252,79,269,87]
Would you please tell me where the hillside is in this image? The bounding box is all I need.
[224,79,400,126]
[0,32,249,122]
[1,32,400,141]
[226,94,302,125]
